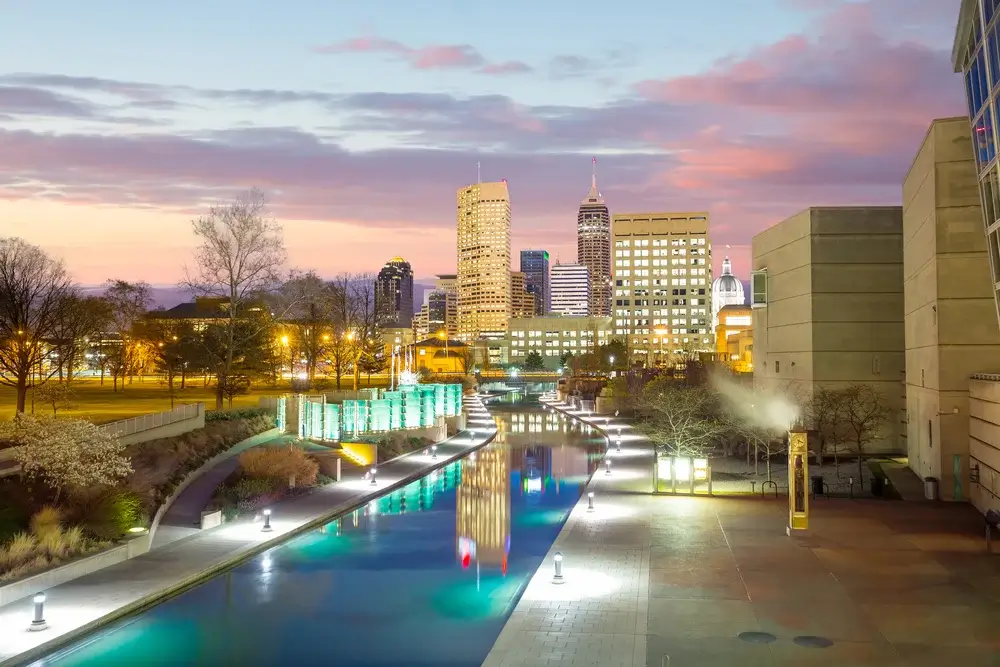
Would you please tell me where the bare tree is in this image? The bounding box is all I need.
[636,378,729,457]
[839,383,890,485]
[0,238,74,413]
[50,293,110,383]
[806,386,849,470]
[103,280,153,391]
[182,189,295,409]
[278,273,337,385]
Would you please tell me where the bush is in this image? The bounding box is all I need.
[238,446,319,489]
[30,506,63,539]
[205,408,273,423]
[224,476,279,503]
[0,525,111,582]
[67,488,144,540]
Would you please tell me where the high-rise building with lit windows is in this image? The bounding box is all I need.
[456,428,510,569]
[578,159,612,317]
[519,249,550,314]
[374,257,414,329]
[457,181,511,341]
[550,263,590,317]
[611,212,712,366]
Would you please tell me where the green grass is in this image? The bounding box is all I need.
[0,376,388,424]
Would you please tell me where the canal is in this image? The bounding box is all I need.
[28,397,603,667]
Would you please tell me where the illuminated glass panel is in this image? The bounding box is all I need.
[370,398,391,432]
[323,404,341,441]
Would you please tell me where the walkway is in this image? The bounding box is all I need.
[0,396,498,667]
[483,397,1000,667]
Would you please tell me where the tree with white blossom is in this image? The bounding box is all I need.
[0,415,132,502]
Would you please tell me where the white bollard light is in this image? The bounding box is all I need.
[432,445,438,460]
[552,552,565,584]
[470,429,477,443]
[28,592,47,631]
[605,458,612,476]
[262,508,273,533]
[616,426,621,436]
[587,492,595,512]
[616,438,622,453]
[370,468,378,486]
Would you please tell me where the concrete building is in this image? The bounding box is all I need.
[374,257,414,329]
[508,315,612,370]
[905,116,1000,502]
[510,271,537,319]
[519,250,550,315]
[550,263,590,317]
[457,181,511,341]
[751,207,905,452]
[612,212,712,366]
[578,158,612,317]
[410,337,467,375]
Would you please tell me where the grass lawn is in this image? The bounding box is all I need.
[0,376,389,424]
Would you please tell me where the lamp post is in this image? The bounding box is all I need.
[786,422,810,537]
[28,592,47,631]
[262,508,273,533]
[280,335,290,378]
[438,331,449,374]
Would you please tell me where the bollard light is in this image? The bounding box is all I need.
[616,438,622,452]
[370,468,378,486]
[552,552,565,584]
[262,508,273,532]
[605,458,612,476]
[432,445,439,459]
[470,429,477,443]
[28,592,47,631]
[587,492,595,512]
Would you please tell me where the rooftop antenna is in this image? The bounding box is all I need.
[592,156,597,191]
[477,161,481,184]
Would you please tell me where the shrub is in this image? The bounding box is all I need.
[224,477,279,503]
[30,506,63,539]
[238,446,319,488]
[205,408,273,423]
[67,488,144,540]
[0,532,37,569]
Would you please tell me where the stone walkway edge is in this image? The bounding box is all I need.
[0,395,499,667]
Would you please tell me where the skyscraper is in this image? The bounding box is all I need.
[519,249,550,314]
[374,256,414,329]
[612,212,712,366]
[578,158,611,317]
[457,181,511,340]
[510,271,536,318]
[551,263,590,317]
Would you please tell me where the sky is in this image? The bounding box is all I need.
[0,0,967,292]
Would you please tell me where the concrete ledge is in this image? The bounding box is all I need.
[0,400,500,667]
[147,427,282,546]
[0,545,129,608]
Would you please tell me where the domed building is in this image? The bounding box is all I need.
[711,256,745,331]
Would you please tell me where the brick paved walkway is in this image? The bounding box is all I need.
[0,396,498,667]
[483,397,1000,667]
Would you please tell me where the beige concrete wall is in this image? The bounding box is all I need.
[752,207,904,453]
[969,376,1000,514]
[903,117,1000,500]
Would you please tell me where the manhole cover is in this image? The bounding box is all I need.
[737,631,777,644]
[793,635,834,649]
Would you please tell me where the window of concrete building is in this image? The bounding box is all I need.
[751,271,767,307]
[774,360,780,374]
[928,420,933,450]
[991,232,1000,284]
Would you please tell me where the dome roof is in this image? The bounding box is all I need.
[713,273,742,293]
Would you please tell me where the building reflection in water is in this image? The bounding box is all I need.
[507,411,592,495]
[457,419,511,574]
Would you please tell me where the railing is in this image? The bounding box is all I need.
[972,373,1000,381]
[96,403,203,438]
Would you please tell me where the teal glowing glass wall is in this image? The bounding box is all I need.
[433,384,445,416]
[323,403,341,441]
[419,386,436,427]
[309,401,324,439]
[342,400,367,436]
[276,396,287,432]
[383,391,403,430]
[370,398,391,432]
[297,397,307,439]
[402,387,421,428]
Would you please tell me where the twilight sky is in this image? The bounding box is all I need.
[0,0,965,288]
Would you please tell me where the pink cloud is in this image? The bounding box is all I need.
[315,35,530,75]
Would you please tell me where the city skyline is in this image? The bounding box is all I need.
[0,0,964,287]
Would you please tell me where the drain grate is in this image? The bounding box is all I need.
[793,635,834,649]
[737,631,777,644]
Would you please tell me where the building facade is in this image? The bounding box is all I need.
[711,256,746,331]
[457,181,511,341]
[510,271,536,319]
[903,117,1000,500]
[507,316,613,370]
[611,212,712,366]
[519,249,550,315]
[751,207,905,452]
[550,263,590,317]
[715,304,752,372]
[577,159,612,317]
[374,257,414,329]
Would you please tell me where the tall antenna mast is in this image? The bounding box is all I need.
[592,156,597,191]
[477,161,481,184]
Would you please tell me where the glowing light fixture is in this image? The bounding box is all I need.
[587,492,595,512]
[552,553,565,584]
[262,508,273,532]
[29,592,47,631]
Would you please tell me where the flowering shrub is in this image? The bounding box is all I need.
[0,415,132,502]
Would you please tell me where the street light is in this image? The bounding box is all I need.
[438,331,449,373]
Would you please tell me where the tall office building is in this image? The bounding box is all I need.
[578,158,612,317]
[551,263,590,317]
[519,249,550,314]
[510,271,536,318]
[612,212,712,365]
[457,181,511,340]
[374,256,414,329]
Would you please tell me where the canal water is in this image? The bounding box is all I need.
[29,398,603,667]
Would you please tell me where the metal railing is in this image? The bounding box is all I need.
[96,403,203,438]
